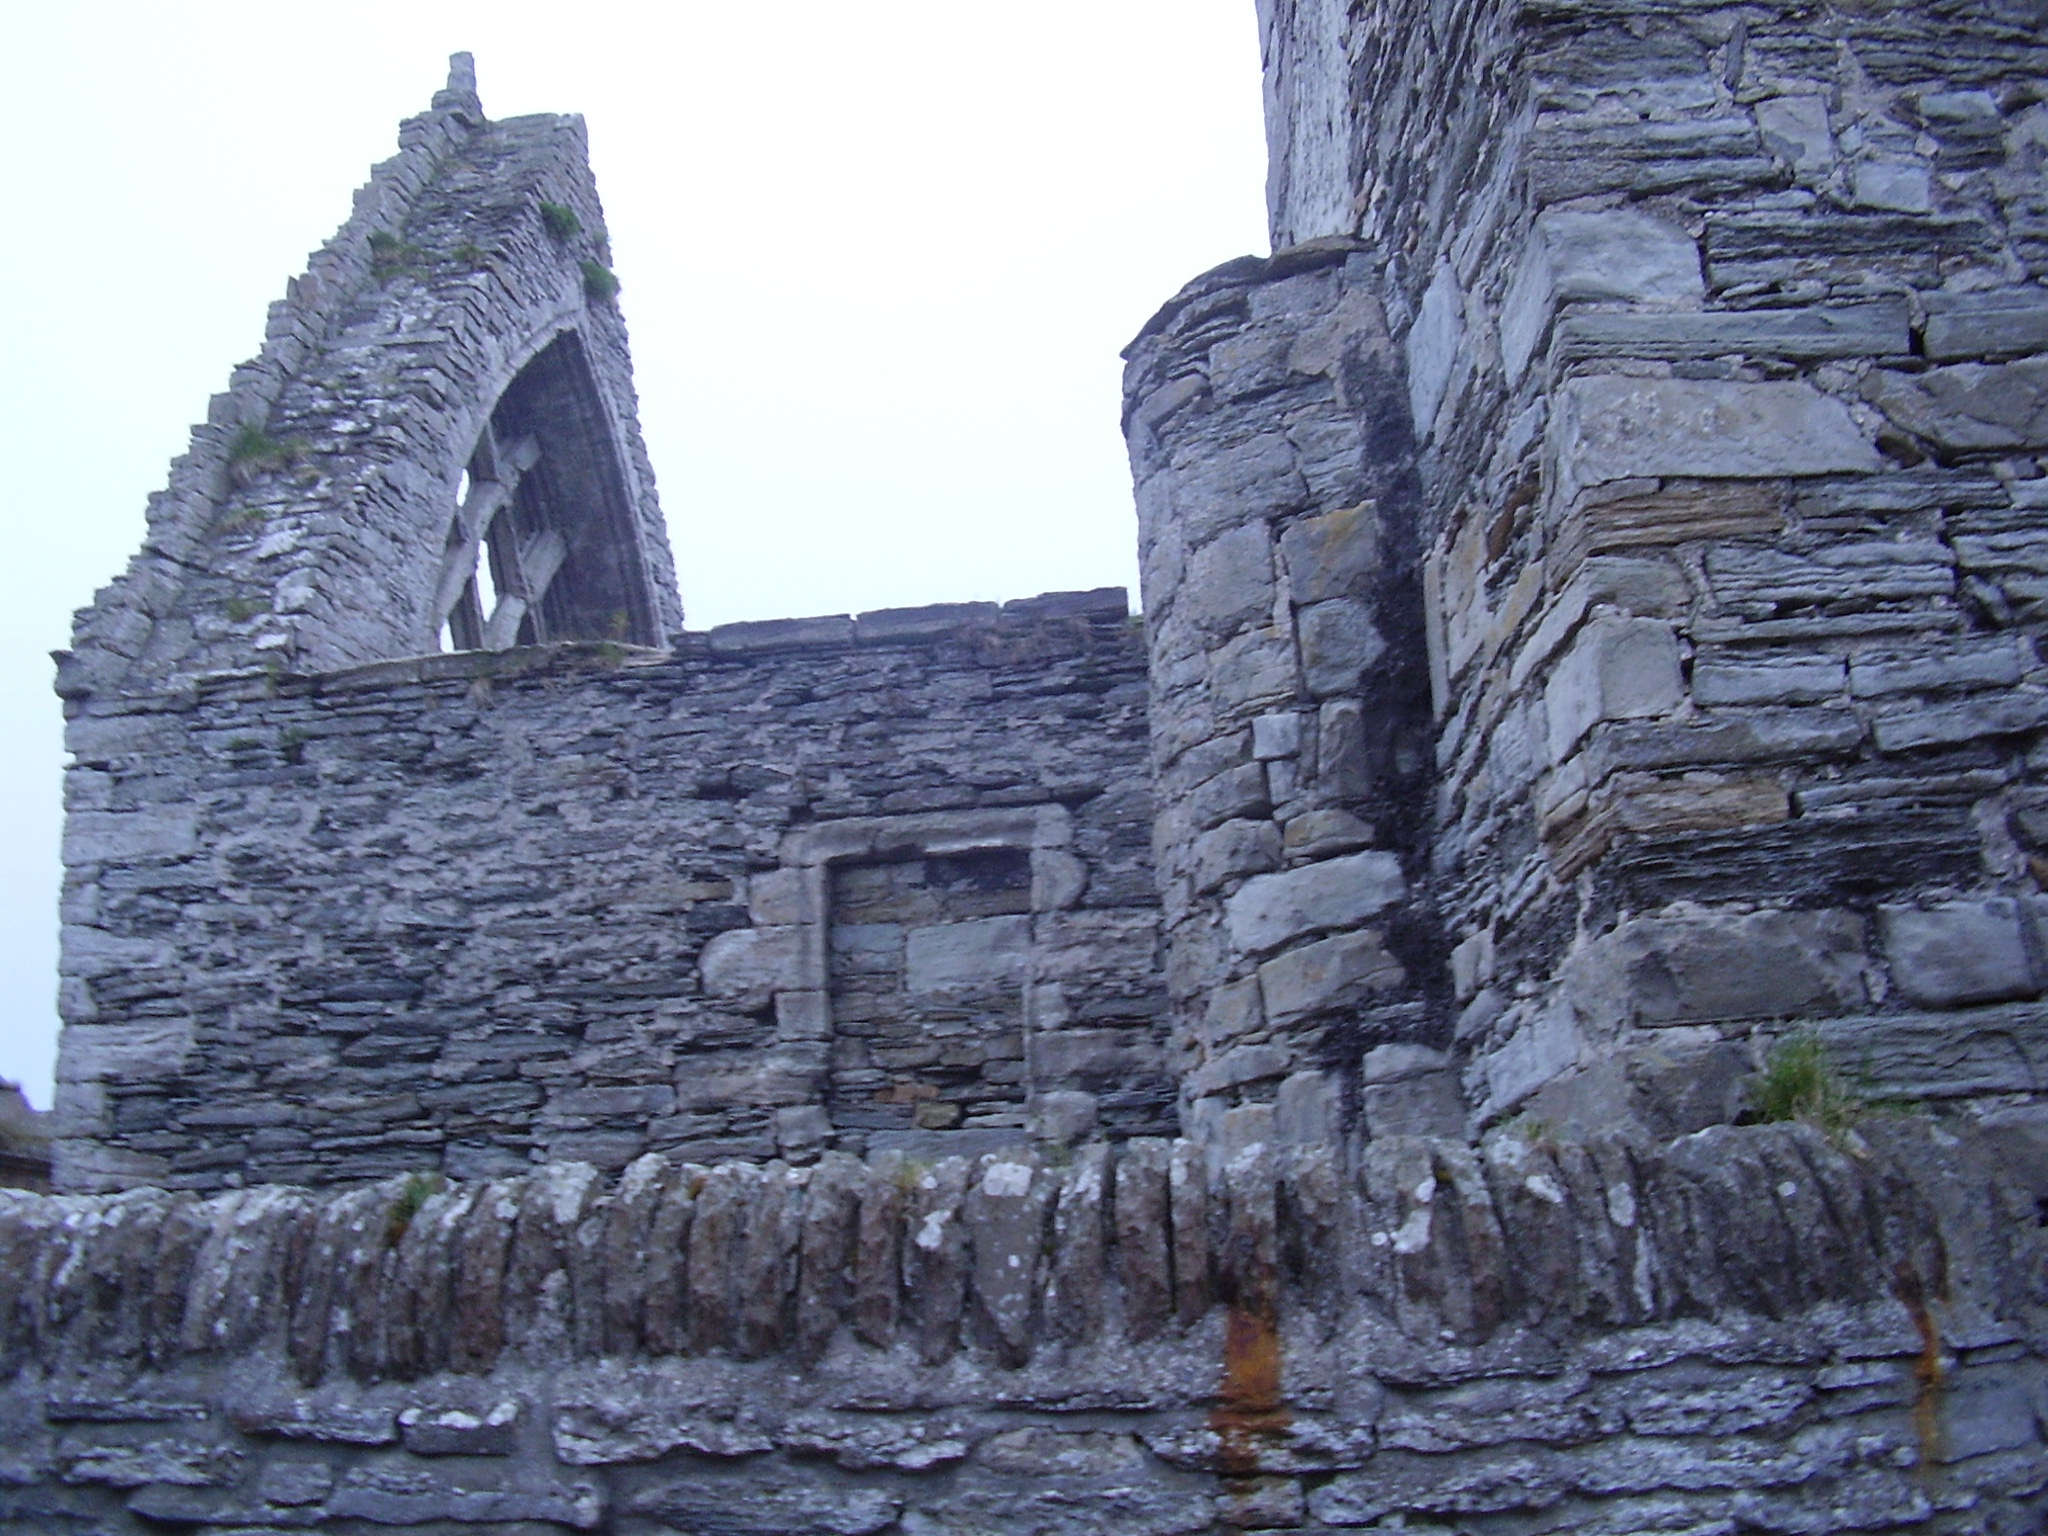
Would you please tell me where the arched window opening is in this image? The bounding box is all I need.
[433,331,659,652]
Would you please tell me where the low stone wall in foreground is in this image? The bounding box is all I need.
[4,1120,2045,1532]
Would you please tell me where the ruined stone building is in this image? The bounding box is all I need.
[9,3,2048,1530]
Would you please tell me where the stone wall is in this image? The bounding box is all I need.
[0,1084,50,1195]
[6,1119,2046,1533]
[53,593,1168,1193]
[27,9,2048,1533]
[57,55,683,702]
[1248,0,2048,1138]
[1124,245,1444,1151]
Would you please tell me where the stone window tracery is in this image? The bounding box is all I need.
[433,330,659,652]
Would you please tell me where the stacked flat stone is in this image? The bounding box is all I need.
[1257,0,2048,1138]
[56,52,680,701]
[3,1120,2043,1533]
[31,12,2048,1532]
[1124,244,1441,1152]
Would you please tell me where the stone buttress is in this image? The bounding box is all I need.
[1124,246,1445,1154]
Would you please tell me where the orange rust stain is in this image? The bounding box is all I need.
[1211,1302,1291,1477]
[1894,1260,1947,1472]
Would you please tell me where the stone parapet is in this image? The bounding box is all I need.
[5,1118,2046,1531]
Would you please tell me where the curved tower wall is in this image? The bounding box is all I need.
[1123,246,1444,1156]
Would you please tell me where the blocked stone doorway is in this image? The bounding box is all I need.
[825,847,1032,1146]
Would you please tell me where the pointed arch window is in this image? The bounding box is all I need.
[434,330,659,651]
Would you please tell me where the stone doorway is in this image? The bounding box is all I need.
[825,847,1032,1145]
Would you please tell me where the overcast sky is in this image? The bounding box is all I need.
[0,2,1269,1106]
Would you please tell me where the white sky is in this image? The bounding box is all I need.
[0,2,1269,1106]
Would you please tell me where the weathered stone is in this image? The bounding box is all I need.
[906,917,1031,993]
[708,615,857,653]
[1852,157,1933,213]
[1923,289,2048,361]
[1046,1144,1109,1341]
[1167,1138,1212,1326]
[1183,522,1276,637]
[1755,94,1836,174]
[230,1399,399,1446]
[701,926,807,1011]
[854,601,1000,642]
[978,1427,1150,1476]
[1566,909,1872,1029]
[1316,699,1373,799]
[1692,649,1844,707]
[1871,690,2048,751]
[1864,358,2048,451]
[58,1437,239,1487]
[1546,617,1684,760]
[1223,851,1406,954]
[1555,301,1911,363]
[963,1153,1052,1365]
[1207,627,1299,715]
[1879,900,2040,1007]
[1407,260,1465,434]
[1114,1138,1174,1341]
[734,1162,803,1359]
[1187,761,1272,832]
[1501,207,1706,379]
[1192,819,1284,895]
[1297,597,1386,697]
[400,1400,520,1456]
[1553,376,1882,502]
[1364,1072,1467,1140]
[1279,504,1380,604]
[1471,1000,1576,1113]
[504,1161,601,1361]
[1250,711,1304,761]
[54,1021,193,1082]
[553,1398,774,1464]
[257,1460,336,1505]
[1187,1043,1292,1098]
[1848,636,2028,697]
[902,1156,971,1365]
[1547,481,1785,581]
[794,1151,861,1362]
[327,1464,604,1529]
[1259,930,1405,1025]
[1280,808,1373,859]
[781,1414,969,1471]
[851,1156,904,1349]
[1166,434,1309,546]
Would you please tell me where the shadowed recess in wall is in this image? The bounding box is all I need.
[435,332,662,653]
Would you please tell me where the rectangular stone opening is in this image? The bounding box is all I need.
[826,847,1033,1147]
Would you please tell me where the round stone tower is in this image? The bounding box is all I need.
[1121,242,1449,1156]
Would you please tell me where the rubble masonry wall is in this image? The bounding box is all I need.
[6,1120,2047,1534]
[53,596,1167,1194]
[1247,0,2048,1136]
